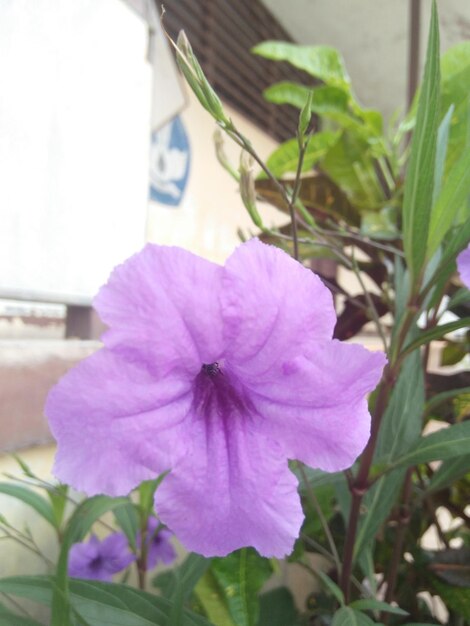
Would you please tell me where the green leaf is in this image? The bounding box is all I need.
[210,548,272,626]
[428,548,470,587]
[0,483,56,527]
[432,104,454,203]
[375,351,425,463]
[263,81,311,108]
[0,576,212,626]
[153,553,209,606]
[315,569,344,606]
[263,131,339,178]
[332,606,376,626]
[114,502,139,551]
[402,0,440,283]
[258,587,299,626]
[139,476,165,518]
[51,495,131,626]
[194,570,236,626]
[353,469,405,562]
[392,421,470,470]
[252,41,350,90]
[427,454,470,492]
[426,386,470,415]
[427,146,470,259]
[402,317,470,356]
[47,484,68,529]
[350,599,408,616]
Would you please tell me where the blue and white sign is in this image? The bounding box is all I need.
[149,116,190,207]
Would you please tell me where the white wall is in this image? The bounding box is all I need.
[263,0,470,121]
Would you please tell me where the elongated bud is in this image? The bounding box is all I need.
[239,152,263,229]
[298,90,313,143]
[176,31,228,125]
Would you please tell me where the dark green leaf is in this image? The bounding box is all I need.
[402,317,470,356]
[350,599,408,616]
[114,502,139,551]
[402,0,440,283]
[392,421,470,470]
[167,554,211,626]
[354,470,405,562]
[432,104,454,203]
[332,606,376,626]
[51,495,131,626]
[375,351,424,463]
[315,569,344,605]
[428,548,470,587]
[0,576,213,626]
[428,146,470,258]
[427,454,470,492]
[258,587,298,626]
[0,483,56,527]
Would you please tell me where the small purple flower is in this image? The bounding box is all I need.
[141,517,177,569]
[46,239,386,557]
[457,245,470,289]
[68,533,135,581]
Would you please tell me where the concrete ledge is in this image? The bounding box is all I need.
[0,340,99,451]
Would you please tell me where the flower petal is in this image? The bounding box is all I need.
[94,244,225,374]
[100,533,135,573]
[457,244,470,289]
[250,342,386,471]
[155,412,303,558]
[221,239,336,377]
[46,349,192,496]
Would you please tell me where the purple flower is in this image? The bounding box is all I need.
[68,533,135,581]
[46,239,386,557]
[457,245,470,289]
[141,517,177,569]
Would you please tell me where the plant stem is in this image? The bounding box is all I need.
[299,464,341,576]
[382,467,414,619]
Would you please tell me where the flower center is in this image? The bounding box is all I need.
[89,555,103,571]
[194,362,253,421]
[202,362,221,377]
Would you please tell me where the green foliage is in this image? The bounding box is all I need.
[0,483,56,528]
[0,576,212,626]
[402,0,440,284]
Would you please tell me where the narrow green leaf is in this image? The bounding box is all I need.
[252,41,350,90]
[428,147,470,258]
[402,0,440,283]
[427,455,470,492]
[426,386,470,414]
[375,351,424,463]
[353,469,405,562]
[392,421,470,470]
[402,317,470,356]
[432,104,454,203]
[315,569,345,606]
[332,606,376,626]
[114,502,139,551]
[350,599,408,616]
[168,553,211,626]
[0,483,56,527]
[0,576,213,626]
[51,495,130,626]
[298,90,313,138]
